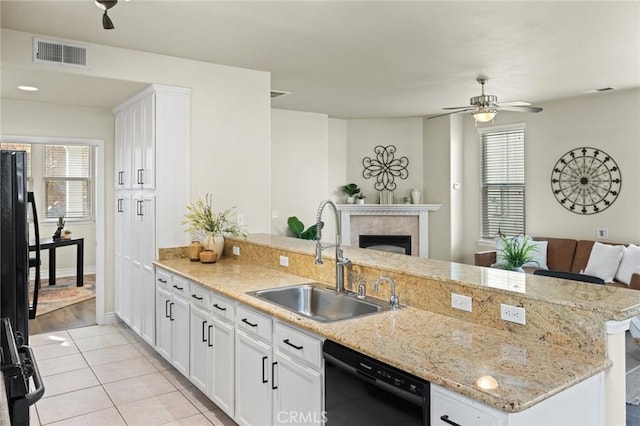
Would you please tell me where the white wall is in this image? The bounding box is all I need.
[1,99,106,274]
[462,88,640,263]
[346,119,424,203]
[2,29,271,314]
[271,109,333,240]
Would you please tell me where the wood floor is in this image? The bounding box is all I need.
[28,298,96,335]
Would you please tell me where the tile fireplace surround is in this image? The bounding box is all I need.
[337,204,441,257]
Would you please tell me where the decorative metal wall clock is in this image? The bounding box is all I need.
[550,147,621,215]
[362,145,409,191]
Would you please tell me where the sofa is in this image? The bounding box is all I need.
[474,237,640,290]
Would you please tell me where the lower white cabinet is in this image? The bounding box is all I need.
[209,294,236,419]
[431,372,604,426]
[189,304,210,392]
[273,351,323,426]
[154,269,190,377]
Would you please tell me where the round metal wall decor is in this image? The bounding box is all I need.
[362,145,409,191]
[550,147,621,215]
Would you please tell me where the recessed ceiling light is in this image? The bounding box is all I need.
[17,85,39,92]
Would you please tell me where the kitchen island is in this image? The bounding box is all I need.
[154,233,640,424]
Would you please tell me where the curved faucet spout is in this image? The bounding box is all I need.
[315,199,350,292]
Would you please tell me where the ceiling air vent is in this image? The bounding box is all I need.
[33,38,89,68]
[270,90,291,99]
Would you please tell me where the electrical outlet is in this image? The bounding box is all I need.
[451,293,472,312]
[232,246,240,256]
[279,255,289,267]
[272,210,280,219]
[597,227,608,239]
[500,303,526,325]
[237,213,245,226]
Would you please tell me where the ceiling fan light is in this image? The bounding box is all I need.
[473,108,497,123]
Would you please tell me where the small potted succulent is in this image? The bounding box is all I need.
[343,183,361,203]
[354,193,366,205]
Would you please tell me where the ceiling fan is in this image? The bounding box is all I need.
[95,0,118,30]
[429,76,543,122]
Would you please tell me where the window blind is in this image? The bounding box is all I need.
[481,129,525,239]
[44,144,93,219]
[1,142,32,179]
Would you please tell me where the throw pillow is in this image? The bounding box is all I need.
[615,244,640,286]
[583,242,625,283]
[522,239,549,270]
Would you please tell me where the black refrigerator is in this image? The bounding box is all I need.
[0,150,44,425]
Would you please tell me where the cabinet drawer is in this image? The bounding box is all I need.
[172,275,190,299]
[274,321,322,369]
[189,284,210,310]
[431,384,501,426]
[236,304,272,343]
[210,292,235,322]
[156,269,172,291]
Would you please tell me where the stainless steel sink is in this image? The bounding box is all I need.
[248,283,389,323]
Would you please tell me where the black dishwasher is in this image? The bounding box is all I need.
[323,340,430,425]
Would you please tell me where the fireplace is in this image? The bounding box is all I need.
[359,235,411,255]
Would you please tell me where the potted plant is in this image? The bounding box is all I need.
[342,183,361,203]
[183,194,246,260]
[354,194,366,205]
[497,233,538,271]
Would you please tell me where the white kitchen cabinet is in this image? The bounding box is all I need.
[114,84,190,341]
[172,285,191,377]
[235,305,274,426]
[431,373,603,426]
[155,281,173,361]
[190,304,211,393]
[209,293,236,419]
[272,321,324,426]
[114,194,132,326]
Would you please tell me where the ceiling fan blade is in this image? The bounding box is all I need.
[498,101,531,107]
[103,12,114,29]
[442,106,472,110]
[500,105,543,113]
[427,108,474,120]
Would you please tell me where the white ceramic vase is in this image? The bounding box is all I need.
[202,233,225,259]
[410,189,421,204]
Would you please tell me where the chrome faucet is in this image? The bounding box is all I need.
[315,199,351,292]
[374,276,400,309]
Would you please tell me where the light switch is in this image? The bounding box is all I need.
[451,293,472,312]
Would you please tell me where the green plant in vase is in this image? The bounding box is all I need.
[497,233,538,271]
[342,183,361,203]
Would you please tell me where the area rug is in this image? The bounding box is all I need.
[29,274,95,316]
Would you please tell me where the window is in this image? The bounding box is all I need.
[480,126,525,239]
[44,144,94,220]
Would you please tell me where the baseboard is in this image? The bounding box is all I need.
[41,266,96,278]
[101,311,118,325]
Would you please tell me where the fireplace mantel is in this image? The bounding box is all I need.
[337,204,441,257]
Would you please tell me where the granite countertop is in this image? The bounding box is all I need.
[155,257,609,413]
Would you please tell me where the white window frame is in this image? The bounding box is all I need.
[478,123,527,240]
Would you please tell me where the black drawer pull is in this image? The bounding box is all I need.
[165,300,170,318]
[271,362,278,390]
[192,294,203,300]
[213,303,227,311]
[208,325,213,347]
[202,321,207,343]
[242,318,258,327]
[440,415,462,426]
[261,356,268,383]
[283,339,303,350]
[169,303,174,321]
[173,285,184,290]
[157,278,167,283]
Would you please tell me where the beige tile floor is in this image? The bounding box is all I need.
[29,322,237,426]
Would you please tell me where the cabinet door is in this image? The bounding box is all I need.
[115,194,132,325]
[235,330,273,426]
[114,107,132,189]
[141,92,155,189]
[155,286,172,361]
[139,194,156,345]
[129,196,142,335]
[273,352,323,426]
[131,98,145,187]
[172,295,190,376]
[210,316,235,419]
[189,305,210,393]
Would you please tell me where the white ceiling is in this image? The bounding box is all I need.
[1,1,639,118]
